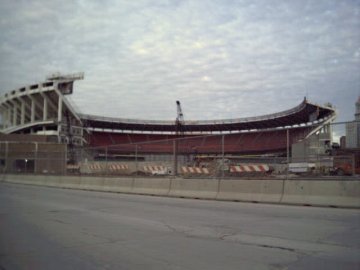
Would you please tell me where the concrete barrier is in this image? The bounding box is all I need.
[133,178,171,196]
[79,177,104,191]
[217,179,284,203]
[43,175,62,188]
[102,178,133,193]
[4,174,45,186]
[281,180,360,208]
[3,174,21,184]
[2,174,360,208]
[3,174,22,184]
[31,175,48,186]
[59,176,81,189]
[29,175,47,186]
[168,178,219,199]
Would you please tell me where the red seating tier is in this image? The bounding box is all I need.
[89,128,310,154]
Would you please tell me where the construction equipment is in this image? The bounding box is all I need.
[289,163,316,174]
[175,100,184,135]
[173,100,185,176]
[331,155,360,176]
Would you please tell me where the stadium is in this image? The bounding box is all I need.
[0,73,337,175]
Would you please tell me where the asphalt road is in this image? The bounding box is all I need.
[0,182,359,270]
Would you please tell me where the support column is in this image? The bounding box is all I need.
[0,109,5,128]
[57,94,63,142]
[12,104,18,126]
[31,98,35,123]
[21,101,25,125]
[1,108,8,128]
[43,96,48,121]
[7,107,11,128]
[327,124,333,142]
[57,95,63,123]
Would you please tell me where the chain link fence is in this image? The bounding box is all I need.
[1,122,358,178]
[73,122,359,179]
[0,141,67,175]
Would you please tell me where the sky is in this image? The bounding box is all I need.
[0,0,359,127]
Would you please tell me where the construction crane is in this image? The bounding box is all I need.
[173,100,185,176]
[175,100,184,135]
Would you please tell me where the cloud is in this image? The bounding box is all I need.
[0,0,359,122]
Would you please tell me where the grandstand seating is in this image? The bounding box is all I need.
[89,127,311,155]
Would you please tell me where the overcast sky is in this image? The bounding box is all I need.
[0,0,359,125]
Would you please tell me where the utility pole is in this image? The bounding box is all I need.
[286,129,290,179]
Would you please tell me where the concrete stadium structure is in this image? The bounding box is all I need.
[0,73,336,156]
[0,73,85,146]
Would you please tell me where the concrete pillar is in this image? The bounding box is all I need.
[21,101,25,125]
[12,104,17,126]
[1,109,7,128]
[57,95,63,123]
[43,97,48,121]
[1,109,5,128]
[328,124,333,142]
[57,94,63,142]
[7,107,11,127]
[31,99,35,123]
[0,109,3,128]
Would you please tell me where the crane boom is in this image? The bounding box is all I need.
[175,100,184,135]
[176,100,184,123]
[174,100,185,176]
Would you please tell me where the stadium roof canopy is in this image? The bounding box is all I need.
[79,98,335,133]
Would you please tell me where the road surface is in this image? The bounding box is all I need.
[0,182,359,270]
